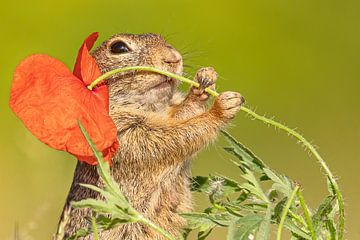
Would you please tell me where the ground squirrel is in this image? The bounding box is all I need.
[56,33,244,240]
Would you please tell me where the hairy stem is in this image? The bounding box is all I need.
[277,185,300,240]
[297,190,316,240]
[88,66,344,239]
[239,107,344,239]
[88,66,219,96]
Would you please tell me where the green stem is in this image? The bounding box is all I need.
[88,66,344,239]
[239,107,344,239]
[277,185,300,240]
[297,190,316,240]
[288,209,307,229]
[87,66,219,96]
[91,216,99,240]
[138,215,177,240]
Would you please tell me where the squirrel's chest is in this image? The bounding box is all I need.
[110,160,192,213]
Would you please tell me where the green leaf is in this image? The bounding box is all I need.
[284,219,311,240]
[240,170,268,203]
[222,130,266,173]
[237,191,249,202]
[68,228,89,240]
[181,212,217,232]
[225,202,267,214]
[71,199,116,214]
[226,215,264,240]
[325,219,337,240]
[95,215,131,230]
[273,197,288,223]
[78,120,124,199]
[312,195,335,235]
[181,212,235,234]
[198,228,214,240]
[256,206,272,240]
[263,168,293,197]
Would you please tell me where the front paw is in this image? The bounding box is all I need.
[191,67,217,101]
[211,91,245,120]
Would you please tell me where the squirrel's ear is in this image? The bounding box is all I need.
[73,32,101,85]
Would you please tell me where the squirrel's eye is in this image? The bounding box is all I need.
[110,41,130,54]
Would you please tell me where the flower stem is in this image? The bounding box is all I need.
[88,66,219,96]
[277,185,300,240]
[297,189,316,240]
[88,66,344,239]
[239,107,344,240]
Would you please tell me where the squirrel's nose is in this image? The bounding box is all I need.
[162,47,182,64]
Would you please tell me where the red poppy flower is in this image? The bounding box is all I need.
[9,32,119,165]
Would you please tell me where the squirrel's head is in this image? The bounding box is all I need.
[92,33,183,110]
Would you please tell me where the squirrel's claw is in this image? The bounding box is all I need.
[191,67,217,101]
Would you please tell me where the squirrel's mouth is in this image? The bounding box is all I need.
[151,76,176,90]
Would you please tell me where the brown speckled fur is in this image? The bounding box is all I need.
[56,33,244,239]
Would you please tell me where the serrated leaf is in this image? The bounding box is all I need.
[259,174,271,181]
[237,191,249,202]
[256,206,272,240]
[312,195,335,235]
[268,189,279,201]
[284,219,311,240]
[181,212,217,231]
[209,213,235,226]
[263,168,293,197]
[263,168,283,184]
[325,219,337,240]
[181,212,234,233]
[240,170,268,202]
[273,197,287,222]
[68,228,89,240]
[240,183,267,202]
[79,183,126,207]
[78,121,124,199]
[198,228,214,240]
[227,215,264,240]
[222,130,266,173]
[95,215,131,230]
[225,202,267,214]
[71,199,116,213]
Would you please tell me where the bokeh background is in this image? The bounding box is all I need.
[1,0,359,239]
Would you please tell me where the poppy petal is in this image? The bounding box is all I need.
[73,32,102,85]
[9,54,118,165]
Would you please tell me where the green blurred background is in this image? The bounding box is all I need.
[1,0,359,239]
